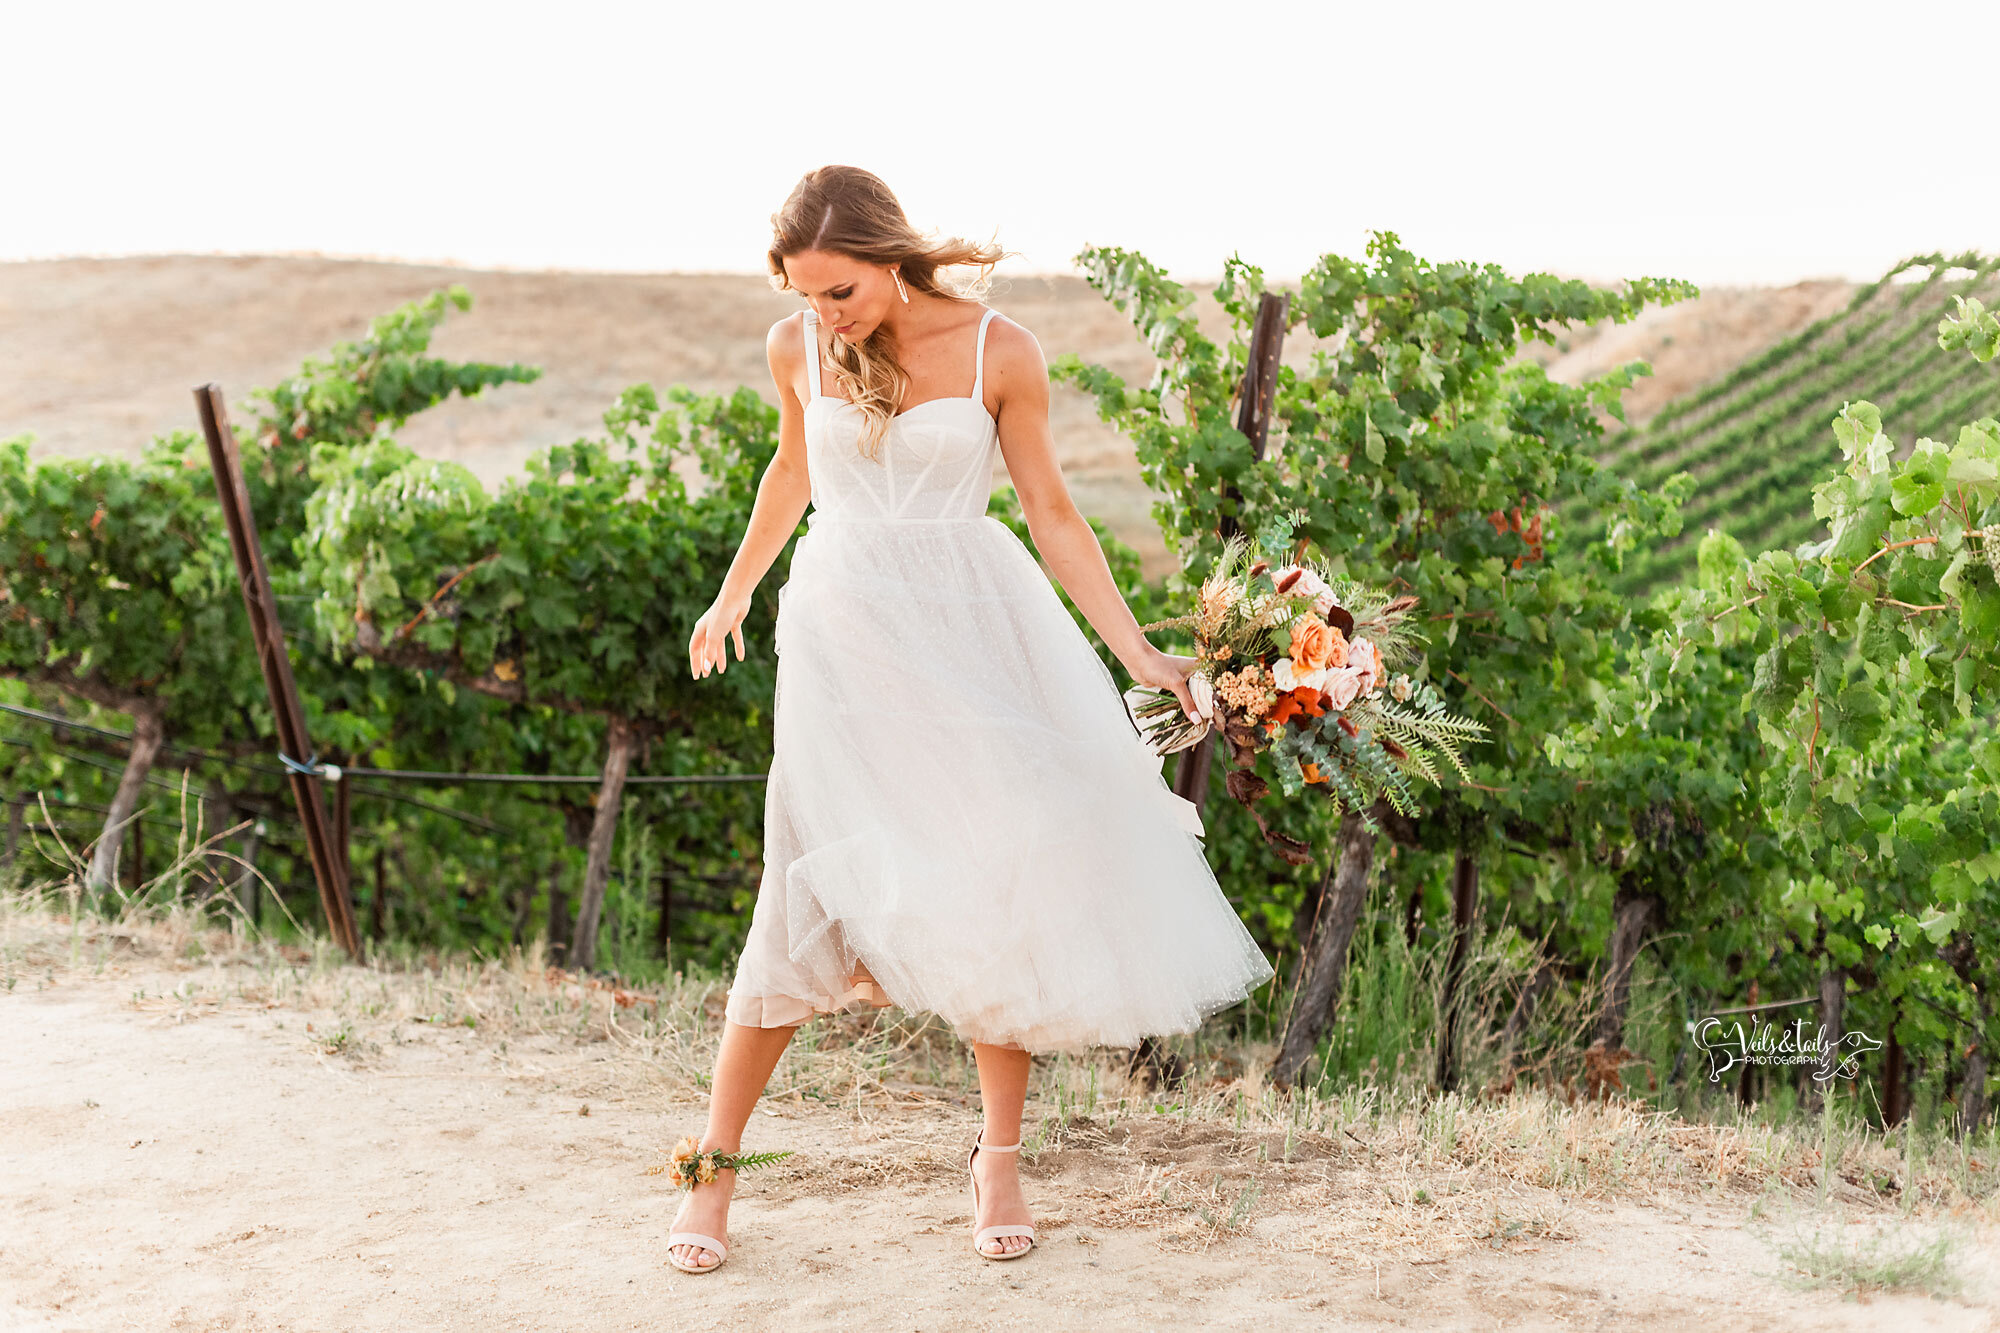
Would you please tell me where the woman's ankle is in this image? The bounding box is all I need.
[673,1170,737,1221]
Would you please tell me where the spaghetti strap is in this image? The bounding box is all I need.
[971,308,996,405]
[801,311,823,403]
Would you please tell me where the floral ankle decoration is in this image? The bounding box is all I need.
[647,1134,793,1190]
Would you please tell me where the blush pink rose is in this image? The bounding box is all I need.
[1323,667,1364,710]
[1348,638,1383,693]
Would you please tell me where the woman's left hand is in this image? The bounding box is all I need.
[1126,647,1213,726]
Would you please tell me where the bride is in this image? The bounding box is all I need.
[678,165,1274,1270]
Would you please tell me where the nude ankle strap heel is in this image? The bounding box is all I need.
[967,1132,1036,1260]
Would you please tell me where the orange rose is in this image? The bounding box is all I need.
[1280,616,1344,676]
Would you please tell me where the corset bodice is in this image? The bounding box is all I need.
[799,306,999,526]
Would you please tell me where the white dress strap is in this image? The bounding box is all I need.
[801,311,823,403]
[971,308,996,405]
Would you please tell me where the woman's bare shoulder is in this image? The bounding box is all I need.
[766,308,810,354]
[765,310,810,390]
[978,309,1047,388]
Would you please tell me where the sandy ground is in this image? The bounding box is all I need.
[0,257,1853,580]
[6,953,1998,1333]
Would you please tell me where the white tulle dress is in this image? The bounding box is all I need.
[722,306,1275,1054]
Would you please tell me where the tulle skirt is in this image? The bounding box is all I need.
[723,514,1275,1054]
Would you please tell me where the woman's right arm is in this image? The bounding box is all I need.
[688,314,814,680]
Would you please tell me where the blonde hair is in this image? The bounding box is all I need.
[767,165,1013,461]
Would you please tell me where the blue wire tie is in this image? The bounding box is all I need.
[278,751,342,781]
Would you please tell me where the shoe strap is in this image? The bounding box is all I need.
[976,1225,1037,1242]
[974,1136,1022,1153]
[667,1231,727,1260]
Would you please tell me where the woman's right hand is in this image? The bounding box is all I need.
[689,591,752,679]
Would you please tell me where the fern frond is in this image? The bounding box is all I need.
[1392,738,1443,786]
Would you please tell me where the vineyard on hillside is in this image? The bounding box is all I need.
[1580,251,2000,595]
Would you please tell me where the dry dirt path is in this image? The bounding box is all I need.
[5,967,1996,1332]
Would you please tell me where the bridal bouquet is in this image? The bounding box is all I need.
[1125,511,1485,861]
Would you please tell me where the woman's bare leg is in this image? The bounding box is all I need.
[969,1042,1036,1256]
[669,1019,801,1269]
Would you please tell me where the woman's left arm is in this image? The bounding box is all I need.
[988,317,1210,726]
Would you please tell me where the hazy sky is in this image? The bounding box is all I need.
[6,1,1996,287]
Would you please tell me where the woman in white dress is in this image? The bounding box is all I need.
[677,166,1274,1270]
